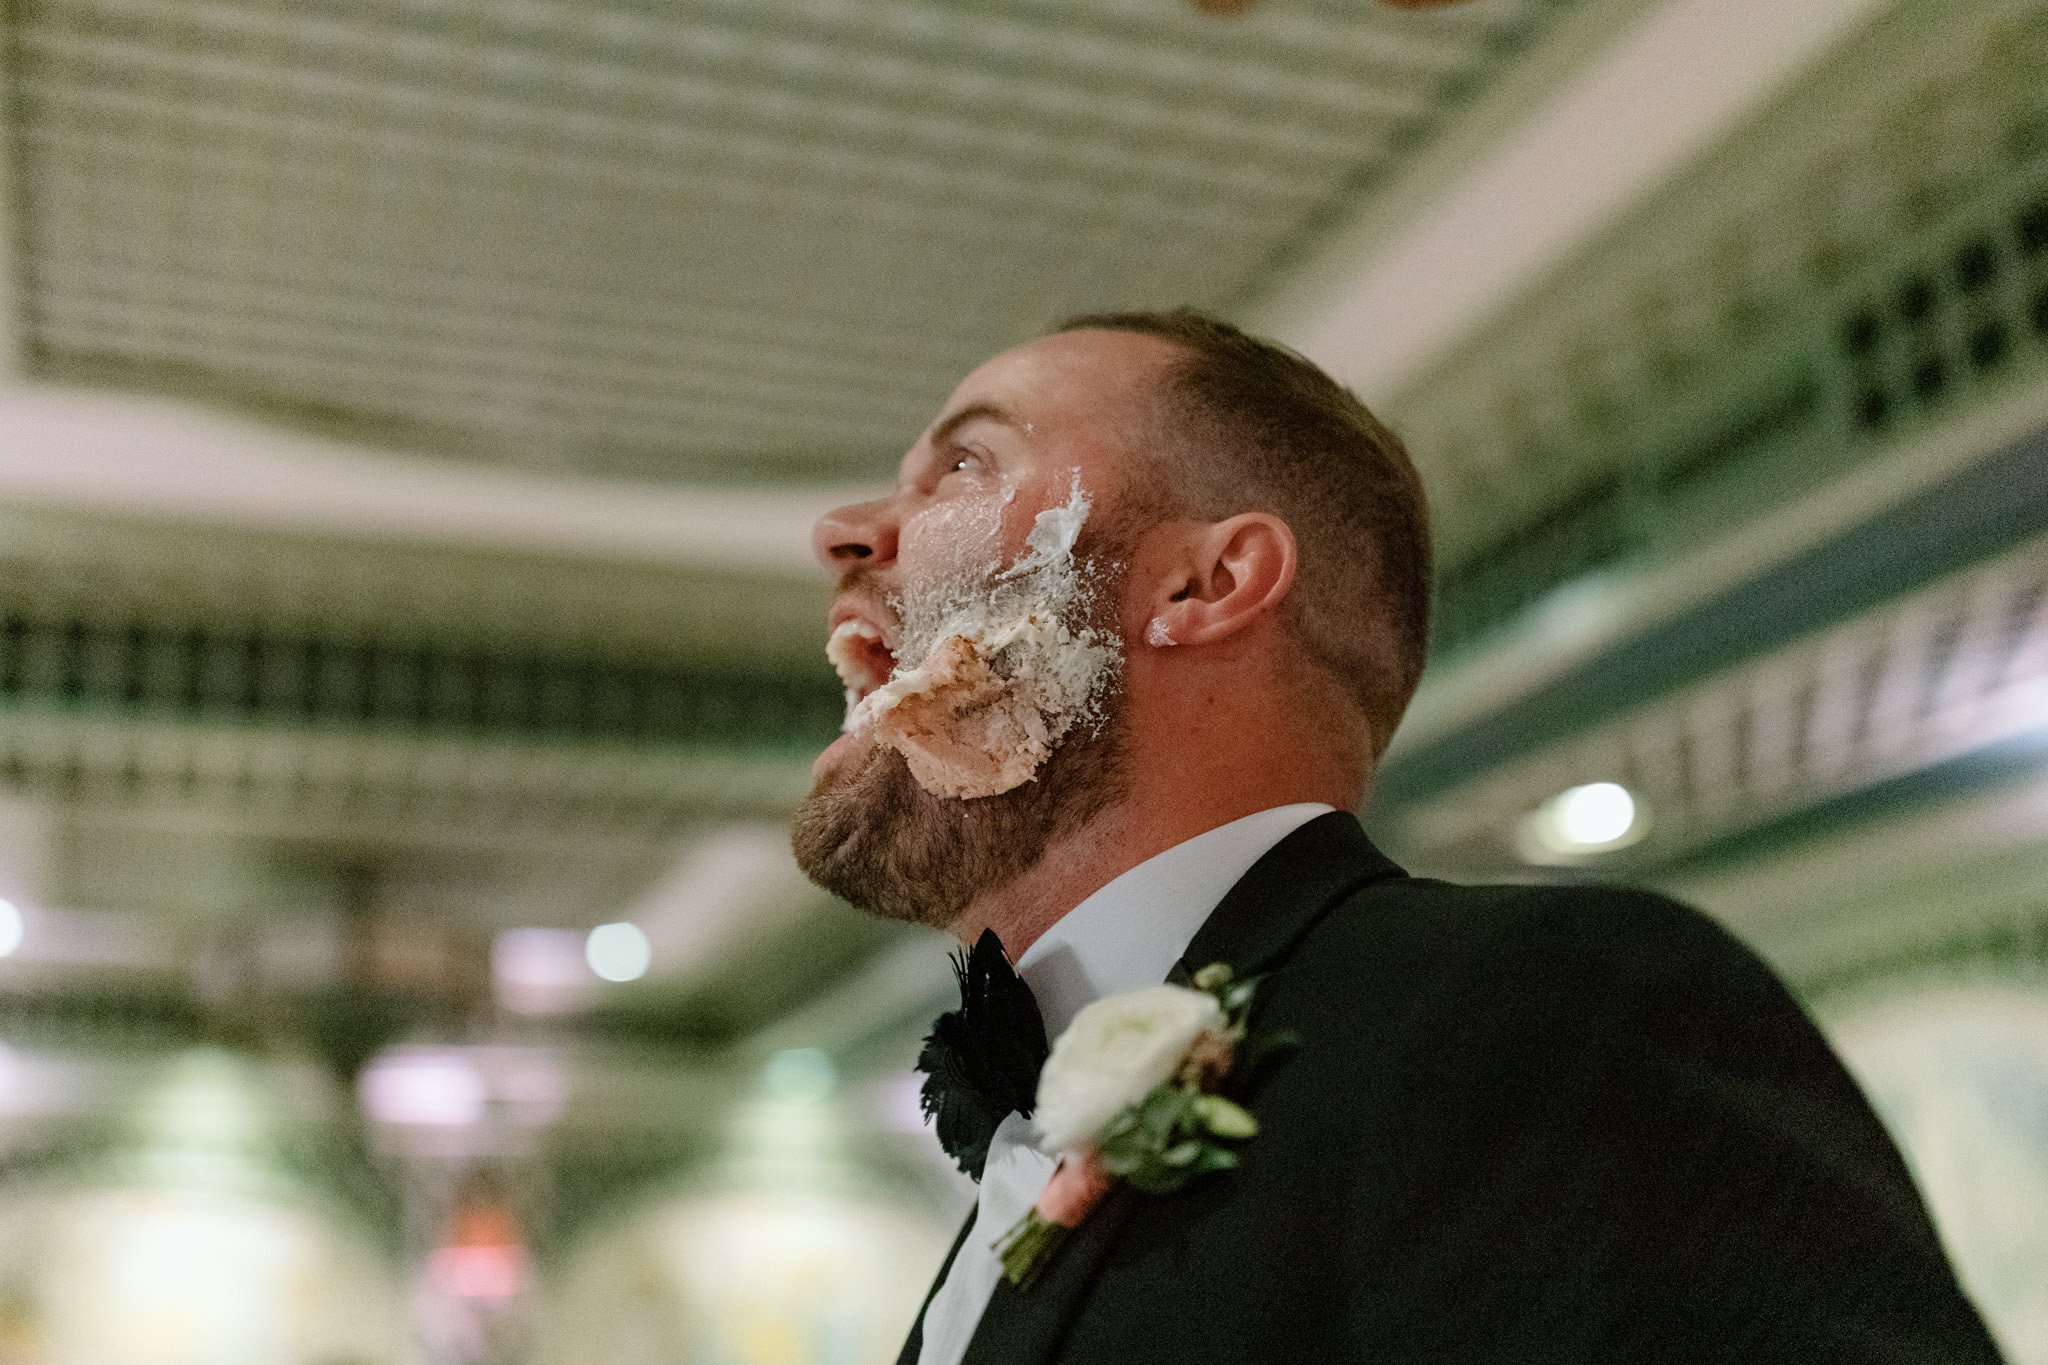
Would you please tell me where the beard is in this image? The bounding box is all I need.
[790,702,1127,929]
[790,520,1135,931]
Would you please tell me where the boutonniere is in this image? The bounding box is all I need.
[998,963,1273,1288]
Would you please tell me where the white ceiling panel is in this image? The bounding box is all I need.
[9,0,1572,481]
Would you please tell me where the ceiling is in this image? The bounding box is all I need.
[13,0,1570,484]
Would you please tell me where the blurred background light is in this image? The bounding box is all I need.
[0,897,22,957]
[1555,782,1639,847]
[0,1184,403,1365]
[528,1041,957,1365]
[428,1240,526,1301]
[0,1049,406,1362]
[630,824,820,982]
[585,922,651,983]
[426,1179,530,1303]
[763,1047,837,1104]
[121,1050,298,1194]
[358,1051,488,1128]
[532,1187,953,1365]
[1517,782,1648,863]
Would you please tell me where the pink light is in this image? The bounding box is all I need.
[427,1243,528,1300]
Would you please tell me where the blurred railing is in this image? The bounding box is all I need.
[1391,0,2048,656]
[0,610,841,749]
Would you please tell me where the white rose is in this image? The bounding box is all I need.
[1032,984,1225,1154]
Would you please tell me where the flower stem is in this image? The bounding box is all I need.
[998,1211,1071,1288]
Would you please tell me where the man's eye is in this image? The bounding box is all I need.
[947,451,985,475]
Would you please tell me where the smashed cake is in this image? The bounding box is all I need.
[827,475,1117,801]
[860,633,1054,798]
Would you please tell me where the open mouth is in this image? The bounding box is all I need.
[826,615,898,710]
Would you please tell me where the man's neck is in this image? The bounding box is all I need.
[949,682,1371,956]
[946,802,1158,957]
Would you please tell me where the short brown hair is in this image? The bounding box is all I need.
[1054,308,1432,759]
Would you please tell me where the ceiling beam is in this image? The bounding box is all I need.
[0,382,866,574]
[1389,375,2048,765]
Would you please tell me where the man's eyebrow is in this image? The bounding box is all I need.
[923,402,1027,448]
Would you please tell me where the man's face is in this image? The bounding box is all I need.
[790,329,1175,929]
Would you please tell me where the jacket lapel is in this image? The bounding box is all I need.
[1179,810,1405,980]
[898,1211,979,1365]
[959,1183,1141,1365]
[955,811,1405,1365]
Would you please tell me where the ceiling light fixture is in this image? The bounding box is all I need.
[1515,782,1650,863]
[585,922,651,983]
[1556,782,1639,846]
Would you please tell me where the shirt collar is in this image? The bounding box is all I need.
[1013,803,1335,1042]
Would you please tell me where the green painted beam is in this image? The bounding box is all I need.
[0,608,842,751]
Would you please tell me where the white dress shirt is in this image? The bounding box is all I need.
[916,803,1336,1365]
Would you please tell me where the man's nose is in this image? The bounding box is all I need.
[811,497,899,575]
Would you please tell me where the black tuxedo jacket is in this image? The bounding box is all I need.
[900,812,2002,1365]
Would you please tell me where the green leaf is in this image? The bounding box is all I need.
[1099,1108,1142,1145]
[1192,963,1233,993]
[1126,1165,1195,1195]
[1161,1140,1204,1166]
[1138,1086,1191,1142]
[1191,1146,1240,1173]
[1097,1124,1138,1159]
[1097,1144,1145,1178]
[1190,1094,1258,1139]
[1221,980,1259,1015]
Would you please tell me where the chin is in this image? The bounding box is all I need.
[791,708,1130,936]
[791,741,961,930]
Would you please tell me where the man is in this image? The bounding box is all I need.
[791,311,2003,1364]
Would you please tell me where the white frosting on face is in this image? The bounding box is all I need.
[847,472,1121,799]
[916,478,1015,576]
[998,480,1087,580]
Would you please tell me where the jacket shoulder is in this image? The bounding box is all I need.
[1256,871,1870,1127]
[1274,873,1764,1022]
[1181,861,2002,1363]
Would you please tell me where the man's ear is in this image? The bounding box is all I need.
[1144,512,1297,648]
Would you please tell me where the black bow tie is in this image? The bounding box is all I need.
[916,929,1049,1180]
